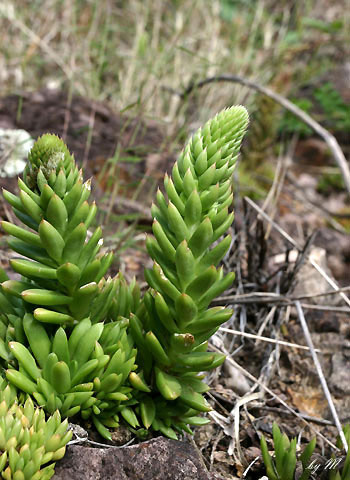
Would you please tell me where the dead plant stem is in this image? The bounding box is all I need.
[295,301,348,453]
[167,74,350,195]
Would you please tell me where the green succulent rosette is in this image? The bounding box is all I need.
[1,282,139,441]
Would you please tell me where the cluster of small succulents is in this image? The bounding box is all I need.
[0,379,71,479]
[0,106,248,472]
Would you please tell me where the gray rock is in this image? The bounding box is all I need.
[53,437,212,480]
[0,128,33,177]
[330,352,350,395]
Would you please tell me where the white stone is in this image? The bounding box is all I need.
[0,128,34,177]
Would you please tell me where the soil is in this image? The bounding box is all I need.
[0,88,175,218]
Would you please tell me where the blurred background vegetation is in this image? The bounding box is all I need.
[0,0,348,228]
[1,1,348,124]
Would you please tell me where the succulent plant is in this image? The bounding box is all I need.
[260,423,300,480]
[1,133,114,323]
[128,106,249,437]
[261,422,350,480]
[0,135,142,439]
[0,107,248,451]
[5,313,137,441]
[0,379,71,480]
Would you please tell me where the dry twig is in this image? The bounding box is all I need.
[166,74,350,195]
[0,3,74,82]
[211,344,338,450]
[220,327,322,353]
[295,301,348,453]
[244,196,350,308]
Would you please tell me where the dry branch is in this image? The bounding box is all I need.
[295,301,348,453]
[244,196,350,308]
[166,74,350,195]
[211,344,338,450]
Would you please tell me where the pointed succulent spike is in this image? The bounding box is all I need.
[138,106,248,431]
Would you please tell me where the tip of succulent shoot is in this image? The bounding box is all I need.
[211,105,249,131]
[28,134,72,168]
[25,134,74,190]
[221,105,249,121]
[230,105,249,116]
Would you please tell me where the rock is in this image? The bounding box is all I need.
[308,310,340,333]
[291,247,341,305]
[330,352,350,395]
[315,227,350,257]
[223,361,251,395]
[0,128,34,177]
[53,437,212,480]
